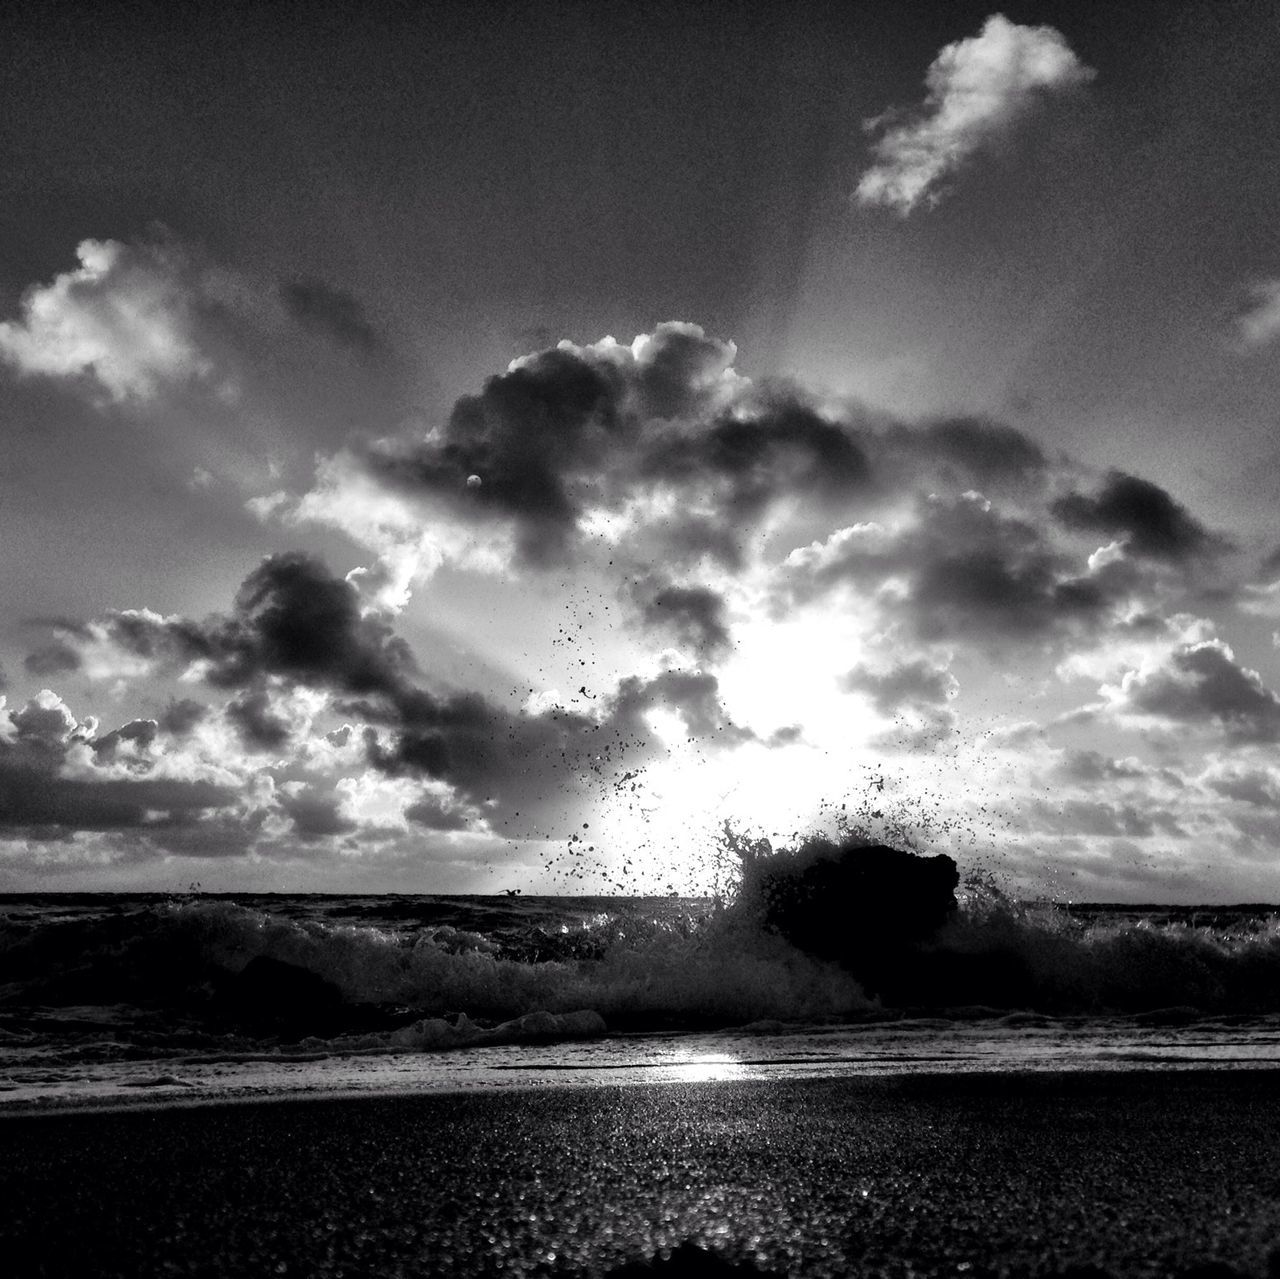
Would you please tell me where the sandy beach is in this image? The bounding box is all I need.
[3,1070,1280,1277]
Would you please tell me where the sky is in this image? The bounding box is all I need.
[3,0,1280,901]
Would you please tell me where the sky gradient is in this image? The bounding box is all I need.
[3,1,1280,900]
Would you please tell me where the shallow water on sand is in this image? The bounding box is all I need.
[7,1013,1280,1111]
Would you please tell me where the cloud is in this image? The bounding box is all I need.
[1203,763,1280,809]
[1028,797,1172,840]
[1237,279,1280,349]
[1055,749,1145,785]
[0,691,238,838]
[856,14,1095,215]
[278,787,358,840]
[272,323,875,595]
[47,553,749,834]
[630,577,732,662]
[225,690,294,751]
[279,278,384,357]
[265,326,1101,643]
[1106,639,1280,743]
[271,331,1099,648]
[840,659,957,715]
[609,670,754,746]
[368,322,756,569]
[0,237,222,403]
[897,416,1049,490]
[24,642,82,676]
[1052,471,1227,564]
[158,699,209,736]
[782,492,1120,650]
[83,553,419,695]
[403,791,473,832]
[92,717,159,760]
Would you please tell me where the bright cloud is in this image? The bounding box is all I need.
[0,238,221,403]
[1237,279,1280,349]
[856,14,1095,215]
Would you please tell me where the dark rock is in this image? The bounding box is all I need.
[741,837,958,1000]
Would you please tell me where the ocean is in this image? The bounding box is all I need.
[3,886,1280,1111]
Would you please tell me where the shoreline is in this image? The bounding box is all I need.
[4,1069,1280,1276]
[8,1010,1280,1118]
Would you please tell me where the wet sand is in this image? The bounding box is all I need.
[3,1070,1280,1277]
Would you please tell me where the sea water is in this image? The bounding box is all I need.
[2,891,1279,1109]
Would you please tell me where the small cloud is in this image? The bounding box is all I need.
[279,787,358,840]
[279,278,384,357]
[1236,279,1280,349]
[158,698,208,736]
[630,577,732,662]
[1108,639,1280,744]
[403,792,472,832]
[841,659,957,715]
[856,14,1094,215]
[1052,471,1228,565]
[1056,748,1144,784]
[24,642,82,676]
[225,690,293,751]
[0,236,222,403]
[1049,473,1228,563]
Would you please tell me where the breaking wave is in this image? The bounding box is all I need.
[1,840,1279,1067]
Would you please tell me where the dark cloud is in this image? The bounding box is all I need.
[1055,749,1144,784]
[0,763,233,835]
[1030,798,1175,840]
[887,416,1049,490]
[610,670,754,745]
[360,663,752,836]
[1205,767,1280,808]
[73,554,746,831]
[99,553,416,696]
[911,547,1107,643]
[369,345,622,567]
[354,325,871,572]
[279,788,358,840]
[92,718,159,759]
[285,326,1235,675]
[631,578,731,661]
[226,690,293,750]
[10,693,86,752]
[785,494,1120,650]
[1053,472,1227,564]
[159,698,208,736]
[24,642,81,676]
[279,278,384,357]
[624,322,739,421]
[641,399,870,525]
[840,660,955,715]
[1120,641,1280,743]
[0,694,236,836]
[404,793,473,832]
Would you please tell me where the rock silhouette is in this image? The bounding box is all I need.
[741,837,959,1002]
